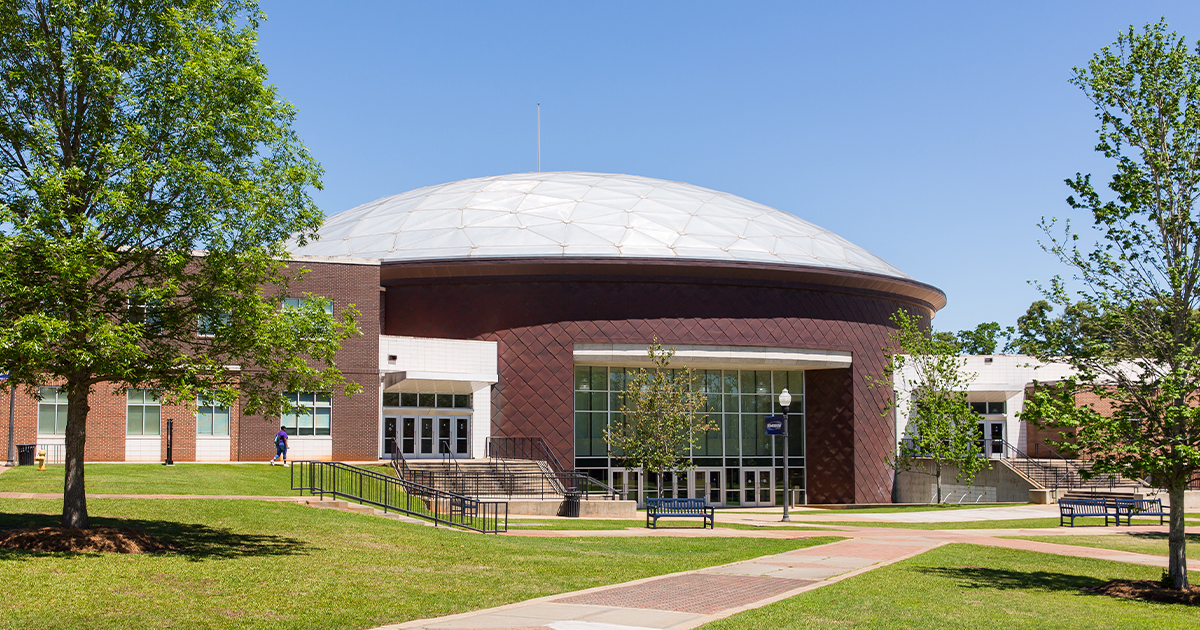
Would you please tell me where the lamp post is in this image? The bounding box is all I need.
[3,375,12,467]
[779,388,792,522]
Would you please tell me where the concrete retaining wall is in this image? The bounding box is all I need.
[506,498,637,518]
[893,458,1035,504]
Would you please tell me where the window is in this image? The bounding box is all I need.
[282,391,331,436]
[128,296,163,329]
[385,391,470,409]
[127,389,162,435]
[572,367,804,462]
[281,297,333,314]
[970,402,1006,415]
[198,312,231,337]
[37,387,68,435]
[196,392,230,436]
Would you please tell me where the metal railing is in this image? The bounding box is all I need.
[439,439,461,474]
[487,436,568,475]
[404,468,621,500]
[291,460,507,533]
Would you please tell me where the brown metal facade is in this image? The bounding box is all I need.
[381,259,940,503]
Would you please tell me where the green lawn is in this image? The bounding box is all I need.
[1002,533,1200,559]
[506,518,833,531]
[0,464,294,496]
[811,518,1067,530]
[0,498,835,629]
[782,503,1024,515]
[701,543,1200,630]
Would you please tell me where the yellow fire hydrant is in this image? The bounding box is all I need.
[35,448,46,471]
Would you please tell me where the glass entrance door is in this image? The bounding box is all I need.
[692,469,724,505]
[743,468,775,506]
[977,421,1005,458]
[609,468,642,505]
[383,417,397,457]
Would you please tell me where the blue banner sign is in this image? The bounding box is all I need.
[764,415,785,435]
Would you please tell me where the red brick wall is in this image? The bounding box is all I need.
[3,259,380,463]
[237,260,381,462]
[382,269,929,504]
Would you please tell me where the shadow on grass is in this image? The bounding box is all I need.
[1127,533,1200,544]
[919,566,1104,593]
[0,511,308,562]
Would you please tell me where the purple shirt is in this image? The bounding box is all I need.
[276,430,288,444]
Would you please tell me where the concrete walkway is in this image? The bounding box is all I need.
[382,516,1185,630]
[383,534,945,630]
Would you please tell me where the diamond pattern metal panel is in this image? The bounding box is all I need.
[388,276,908,503]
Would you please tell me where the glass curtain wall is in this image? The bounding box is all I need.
[574,366,805,505]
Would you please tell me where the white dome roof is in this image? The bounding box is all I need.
[292,172,910,279]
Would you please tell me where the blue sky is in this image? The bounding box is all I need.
[255,1,1200,335]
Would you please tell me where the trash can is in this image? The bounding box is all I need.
[17,444,35,466]
[558,492,581,518]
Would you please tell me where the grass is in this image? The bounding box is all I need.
[0,497,836,629]
[781,503,1024,515]
[700,543,1200,630]
[505,518,833,531]
[0,463,294,496]
[810,518,1068,530]
[1001,533,1200,559]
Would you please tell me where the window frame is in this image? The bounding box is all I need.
[37,387,68,436]
[196,391,231,437]
[281,391,332,437]
[126,388,162,436]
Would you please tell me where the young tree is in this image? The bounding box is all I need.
[0,0,359,529]
[603,340,715,499]
[883,309,989,504]
[1024,21,1200,589]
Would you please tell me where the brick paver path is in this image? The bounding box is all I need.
[552,574,812,614]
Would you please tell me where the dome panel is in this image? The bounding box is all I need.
[290,172,910,279]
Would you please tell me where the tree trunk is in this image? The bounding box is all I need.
[1167,483,1189,589]
[935,461,943,504]
[61,381,90,529]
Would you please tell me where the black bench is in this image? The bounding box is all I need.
[646,497,714,529]
[1058,499,1122,527]
[1112,498,1169,526]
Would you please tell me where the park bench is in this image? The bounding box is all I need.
[1112,497,1169,526]
[1058,498,1122,527]
[646,497,714,529]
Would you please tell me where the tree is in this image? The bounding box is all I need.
[882,309,989,504]
[956,322,1009,355]
[1024,20,1200,589]
[603,340,715,499]
[0,0,359,529]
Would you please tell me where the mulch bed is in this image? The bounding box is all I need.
[0,526,177,553]
[1083,579,1200,606]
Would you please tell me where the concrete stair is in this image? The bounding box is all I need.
[402,458,562,498]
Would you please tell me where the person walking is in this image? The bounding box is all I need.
[270,425,289,466]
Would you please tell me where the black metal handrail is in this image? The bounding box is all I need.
[405,468,620,500]
[486,436,567,475]
[391,441,411,480]
[291,460,507,533]
[439,438,460,474]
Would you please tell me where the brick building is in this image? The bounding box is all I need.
[12,172,947,505]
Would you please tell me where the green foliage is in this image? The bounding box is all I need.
[1027,20,1200,589]
[955,321,1009,355]
[0,1,358,527]
[881,309,989,502]
[603,339,716,491]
